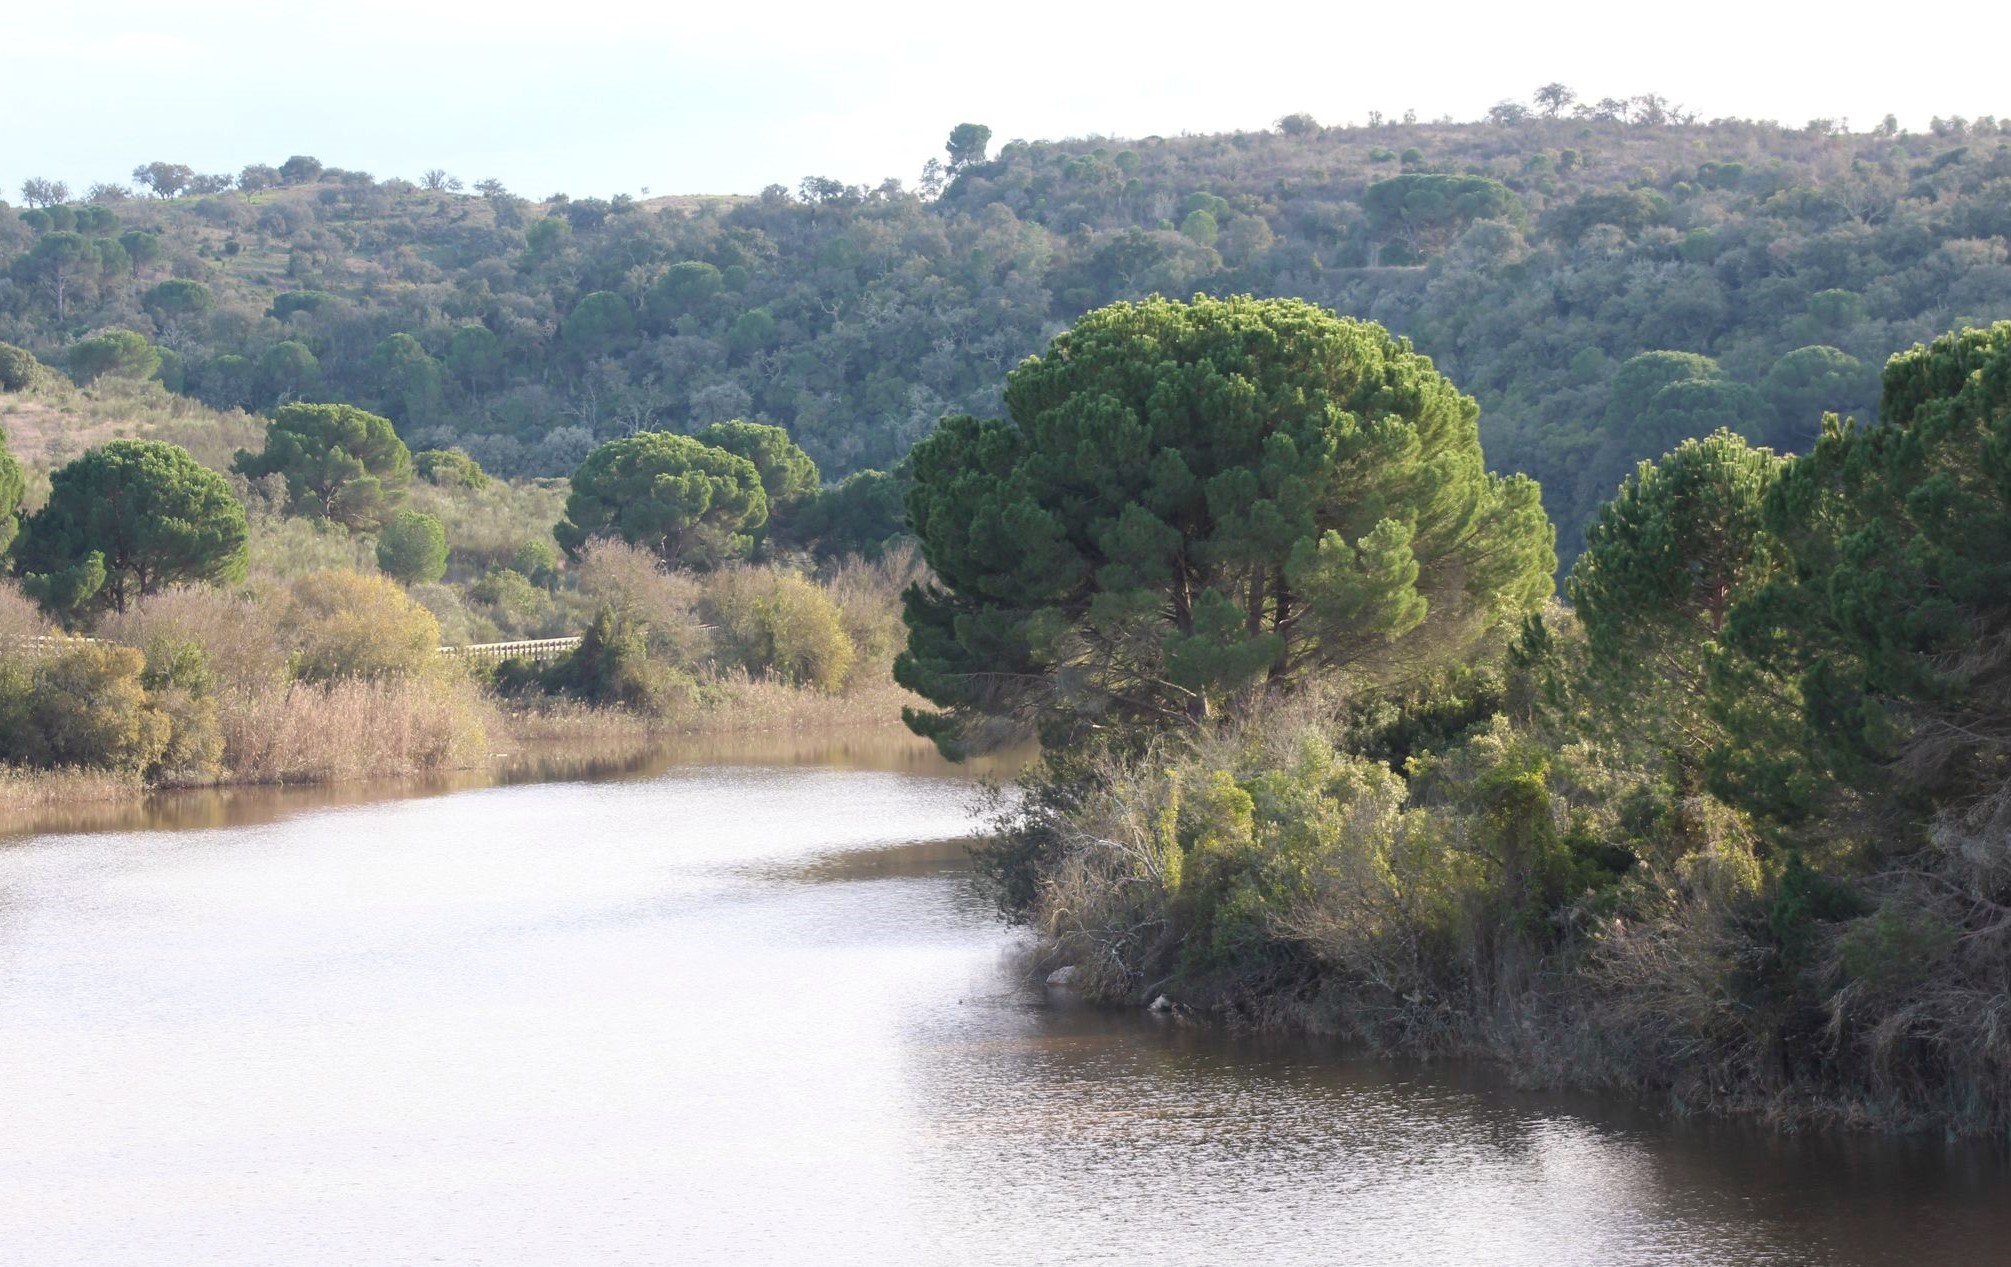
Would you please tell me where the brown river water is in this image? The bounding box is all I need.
[1,737,2005,1265]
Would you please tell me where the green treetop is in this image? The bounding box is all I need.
[234,402,413,532]
[695,421,820,521]
[1568,429,1785,770]
[0,426,25,556]
[554,431,768,568]
[375,510,449,585]
[897,293,1555,754]
[14,439,247,615]
[1720,322,2011,820]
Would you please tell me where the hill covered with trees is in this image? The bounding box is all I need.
[6,94,2011,556]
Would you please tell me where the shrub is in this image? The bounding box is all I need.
[0,342,44,392]
[702,568,854,692]
[376,511,448,585]
[0,641,172,773]
[67,328,160,385]
[95,585,289,689]
[415,448,489,489]
[282,570,441,682]
[546,604,684,712]
[468,566,556,637]
[0,578,50,641]
[573,538,706,665]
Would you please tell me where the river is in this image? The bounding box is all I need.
[1,739,2004,1265]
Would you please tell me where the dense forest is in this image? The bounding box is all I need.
[7,97,2011,556]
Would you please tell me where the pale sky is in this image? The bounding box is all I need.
[5,0,2005,200]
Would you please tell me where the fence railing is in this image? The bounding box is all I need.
[438,636,582,665]
[11,632,583,665]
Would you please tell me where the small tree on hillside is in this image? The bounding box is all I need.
[376,511,449,585]
[554,432,767,569]
[14,439,248,615]
[946,123,992,172]
[233,402,412,532]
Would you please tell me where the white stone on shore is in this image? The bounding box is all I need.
[1149,994,1173,1013]
[1045,965,1077,986]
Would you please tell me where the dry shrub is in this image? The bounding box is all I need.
[0,640,172,774]
[282,570,442,682]
[410,477,567,572]
[574,538,707,665]
[688,670,919,732]
[823,542,923,687]
[409,581,490,646]
[95,585,289,688]
[220,673,492,783]
[0,764,139,813]
[246,512,379,580]
[0,577,51,641]
[701,567,854,692]
[498,695,656,745]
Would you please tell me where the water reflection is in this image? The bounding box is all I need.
[0,751,2001,1266]
[0,728,1025,841]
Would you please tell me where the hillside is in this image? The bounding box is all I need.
[6,108,2011,554]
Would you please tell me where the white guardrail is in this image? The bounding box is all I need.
[11,633,582,665]
[437,636,582,664]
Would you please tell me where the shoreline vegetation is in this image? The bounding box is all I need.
[903,298,2010,1140]
[1,358,928,821]
[6,104,2011,1138]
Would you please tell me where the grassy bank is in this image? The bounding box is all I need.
[0,535,926,809]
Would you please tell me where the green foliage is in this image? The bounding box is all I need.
[3,118,2008,577]
[545,603,683,711]
[646,261,725,327]
[15,440,247,615]
[702,568,856,692]
[141,278,214,321]
[0,341,44,391]
[1362,173,1521,247]
[256,339,321,403]
[1179,209,1219,247]
[1720,322,2011,816]
[555,431,768,567]
[366,333,443,425]
[561,291,637,358]
[67,328,160,385]
[946,123,993,171]
[414,447,489,489]
[281,569,441,682]
[445,324,503,390]
[1572,431,1784,660]
[792,467,909,558]
[899,295,1555,754]
[376,510,448,585]
[693,420,819,521]
[234,402,413,531]
[0,641,171,773]
[0,427,22,556]
[1604,351,1724,432]
[1761,345,1877,448]
[1547,188,1672,243]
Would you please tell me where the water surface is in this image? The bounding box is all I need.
[1,742,2003,1265]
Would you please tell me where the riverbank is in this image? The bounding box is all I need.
[992,692,2011,1142]
[0,673,930,822]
